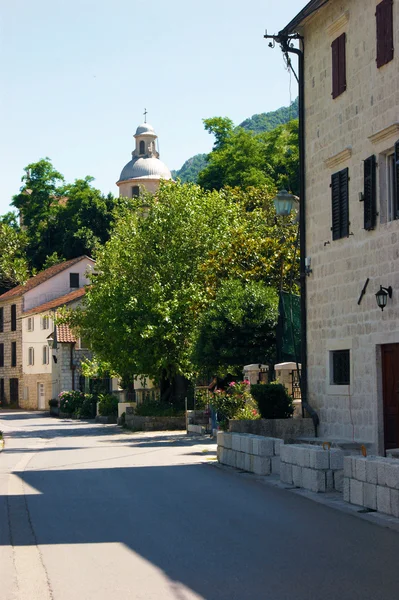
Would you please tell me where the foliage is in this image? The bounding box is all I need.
[210,381,258,430]
[193,279,278,378]
[194,389,209,410]
[171,154,208,183]
[42,252,65,270]
[0,223,30,294]
[250,383,294,419]
[59,390,85,415]
[134,400,185,417]
[98,394,119,417]
[48,399,59,408]
[198,119,299,194]
[239,98,298,133]
[76,394,97,418]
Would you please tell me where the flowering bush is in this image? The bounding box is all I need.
[210,380,259,430]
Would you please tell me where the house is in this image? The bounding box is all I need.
[0,256,95,409]
[279,0,399,453]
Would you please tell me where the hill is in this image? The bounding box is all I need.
[172,98,298,183]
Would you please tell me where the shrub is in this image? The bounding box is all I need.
[98,394,119,417]
[210,380,259,430]
[48,399,59,408]
[250,383,294,419]
[76,394,97,419]
[59,390,85,415]
[135,400,185,417]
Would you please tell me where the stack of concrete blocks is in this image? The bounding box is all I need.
[343,456,399,517]
[217,432,282,476]
[280,444,344,493]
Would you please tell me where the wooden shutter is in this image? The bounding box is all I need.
[376,0,394,68]
[0,344,4,368]
[331,168,349,240]
[364,155,377,230]
[332,33,346,98]
[395,140,399,217]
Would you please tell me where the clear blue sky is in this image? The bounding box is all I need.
[0,0,305,214]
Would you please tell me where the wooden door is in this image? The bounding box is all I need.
[382,344,399,450]
[9,378,19,406]
[38,383,45,410]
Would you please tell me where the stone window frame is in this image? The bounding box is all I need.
[11,341,17,368]
[27,317,34,332]
[41,315,50,330]
[42,345,49,365]
[379,147,398,223]
[326,338,353,395]
[139,140,145,155]
[28,347,34,366]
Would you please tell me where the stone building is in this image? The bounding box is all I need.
[281,0,399,453]
[0,256,94,409]
[116,120,172,197]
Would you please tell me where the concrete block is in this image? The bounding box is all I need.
[271,455,280,475]
[325,470,334,491]
[236,451,245,471]
[390,489,399,518]
[232,434,242,452]
[292,465,303,487]
[343,477,350,503]
[377,485,391,515]
[350,479,364,506]
[384,462,399,490]
[273,438,283,456]
[309,447,329,470]
[365,459,378,484]
[280,444,293,464]
[253,456,271,476]
[355,457,367,482]
[329,449,344,471]
[217,447,225,464]
[364,483,377,510]
[223,433,232,449]
[296,446,311,468]
[256,438,275,458]
[377,461,387,486]
[302,467,326,493]
[228,450,237,468]
[343,456,353,478]
[280,461,293,485]
[240,435,253,455]
[244,453,254,473]
[334,470,344,492]
[217,432,225,448]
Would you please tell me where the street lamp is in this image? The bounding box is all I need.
[375,286,393,311]
[273,189,299,217]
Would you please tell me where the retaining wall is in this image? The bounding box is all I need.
[343,456,399,517]
[280,444,344,493]
[217,432,282,476]
[125,413,186,431]
[229,418,315,442]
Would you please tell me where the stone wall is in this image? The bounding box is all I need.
[22,373,53,410]
[0,297,23,407]
[343,455,399,517]
[125,412,186,431]
[280,444,344,493]
[302,0,399,451]
[228,418,315,442]
[217,432,282,476]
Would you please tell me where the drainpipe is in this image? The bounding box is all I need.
[266,32,319,436]
[70,343,76,390]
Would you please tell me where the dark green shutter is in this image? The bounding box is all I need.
[331,172,341,240]
[364,155,377,230]
[331,168,349,240]
[395,140,399,218]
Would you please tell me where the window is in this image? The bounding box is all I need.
[380,142,399,223]
[0,343,3,368]
[139,140,145,155]
[11,304,17,331]
[41,315,50,330]
[28,347,34,366]
[0,379,4,403]
[331,167,349,240]
[363,155,377,230]
[10,378,19,404]
[70,273,79,288]
[132,185,140,198]
[376,0,394,68]
[27,317,34,332]
[0,307,3,332]
[42,345,49,365]
[332,33,346,99]
[11,342,17,367]
[330,350,350,385]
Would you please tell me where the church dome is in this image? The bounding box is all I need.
[118,157,172,182]
[135,123,155,135]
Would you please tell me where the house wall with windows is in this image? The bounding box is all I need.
[298,0,399,452]
[0,297,23,407]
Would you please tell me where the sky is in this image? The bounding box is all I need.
[0,0,305,215]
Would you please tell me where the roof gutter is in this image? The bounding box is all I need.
[279,0,330,35]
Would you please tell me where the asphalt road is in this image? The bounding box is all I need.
[1,411,399,600]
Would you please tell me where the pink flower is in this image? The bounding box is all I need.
[228,381,236,387]
[243,379,250,385]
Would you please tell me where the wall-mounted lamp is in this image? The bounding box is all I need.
[272,189,299,217]
[375,285,392,311]
[305,257,312,276]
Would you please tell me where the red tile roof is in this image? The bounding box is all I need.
[23,287,87,316]
[56,323,78,343]
[0,256,94,302]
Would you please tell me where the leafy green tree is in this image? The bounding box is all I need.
[203,117,234,150]
[239,98,298,133]
[0,223,29,294]
[171,154,208,183]
[193,279,278,378]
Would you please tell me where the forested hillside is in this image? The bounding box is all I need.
[173,98,298,183]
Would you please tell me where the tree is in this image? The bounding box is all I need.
[193,279,278,378]
[0,223,29,294]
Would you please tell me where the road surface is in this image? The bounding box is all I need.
[1,410,399,600]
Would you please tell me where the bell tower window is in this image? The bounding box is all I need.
[139,140,145,155]
[132,186,140,198]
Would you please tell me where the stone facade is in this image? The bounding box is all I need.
[0,297,23,407]
[22,373,53,410]
[297,0,399,452]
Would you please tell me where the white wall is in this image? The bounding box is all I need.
[22,314,53,376]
